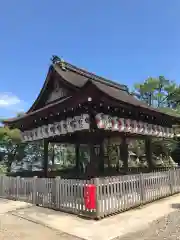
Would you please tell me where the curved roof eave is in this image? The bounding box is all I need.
[27,64,79,114]
[26,65,54,113]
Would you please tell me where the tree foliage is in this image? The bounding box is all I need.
[0,126,25,172]
[133,76,180,109]
[132,75,180,163]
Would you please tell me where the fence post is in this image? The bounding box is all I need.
[0,175,3,197]
[32,176,37,204]
[139,173,146,204]
[16,176,20,200]
[169,169,175,195]
[55,176,61,209]
[94,178,100,219]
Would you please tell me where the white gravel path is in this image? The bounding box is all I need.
[118,210,180,240]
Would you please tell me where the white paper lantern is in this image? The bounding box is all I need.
[111,116,119,131]
[35,127,39,140]
[143,122,149,135]
[131,120,138,133]
[27,133,31,141]
[54,122,61,135]
[30,129,35,140]
[169,128,174,138]
[24,132,29,142]
[151,125,157,136]
[95,113,105,129]
[118,118,125,132]
[66,117,74,133]
[136,121,140,134]
[47,124,54,137]
[40,126,44,139]
[34,128,39,140]
[29,130,33,140]
[160,126,164,137]
[156,125,160,137]
[104,115,113,130]
[73,116,81,131]
[41,125,49,138]
[81,114,90,130]
[147,123,152,136]
[137,121,144,134]
[158,126,161,137]
[124,119,131,132]
[36,127,42,140]
[29,130,34,141]
[155,125,159,136]
[61,120,67,134]
[162,127,166,138]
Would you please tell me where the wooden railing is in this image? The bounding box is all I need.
[0,169,180,219]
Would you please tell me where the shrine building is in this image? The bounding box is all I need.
[3,56,180,178]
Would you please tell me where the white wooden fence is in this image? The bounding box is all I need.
[0,169,180,219]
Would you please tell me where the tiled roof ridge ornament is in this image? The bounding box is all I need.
[51,55,66,71]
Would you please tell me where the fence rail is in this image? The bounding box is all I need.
[0,169,180,219]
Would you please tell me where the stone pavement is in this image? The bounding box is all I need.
[0,198,82,240]
[2,195,180,240]
[0,214,81,240]
[10,194,180,240]
[0,198,32,214]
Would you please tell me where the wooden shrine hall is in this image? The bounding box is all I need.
[3,56,180,178]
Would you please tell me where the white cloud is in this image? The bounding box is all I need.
[0,93,28,117]
[0,93,21,107]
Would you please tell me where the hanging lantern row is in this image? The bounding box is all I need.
[95,113,174,138]
[21,114,90,142]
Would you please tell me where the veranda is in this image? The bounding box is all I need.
[3,56,180,218]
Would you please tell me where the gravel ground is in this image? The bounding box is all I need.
[118,210,180,240]
[0,213,81,240]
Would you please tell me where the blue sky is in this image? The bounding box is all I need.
[0,0,180,118]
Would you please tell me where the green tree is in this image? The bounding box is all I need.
[0,126,26,172]
[132,76,180,161]
[132,76,180,109]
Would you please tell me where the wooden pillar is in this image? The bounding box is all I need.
[86,142,96,178]
[86,106,97,178]
[43,139,49,177]
[121,136,128,173]
[99,142,104,174]
[145,137,153,171]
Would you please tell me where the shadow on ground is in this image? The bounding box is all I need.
[171,203,180,209]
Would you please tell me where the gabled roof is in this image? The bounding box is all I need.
[52,56,128,91]
[3,55,180,125]
[27,56,129,113]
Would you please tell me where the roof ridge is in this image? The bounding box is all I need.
[51,55,129,92]
[65,62,129,92]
